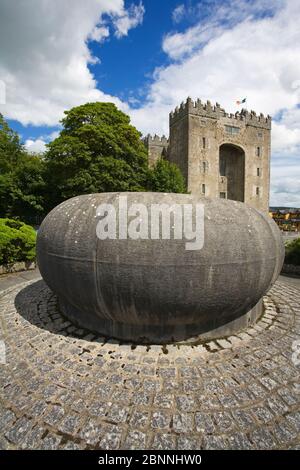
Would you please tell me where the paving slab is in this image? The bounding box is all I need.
[0,275,299,449]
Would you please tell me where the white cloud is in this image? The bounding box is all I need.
[25,139,47,154]
[133,2,300,134]
[272,119,300,156]
[89,25,110,44]
[163,23,222,60]
[25,130,61,154]
[270,161,300,207]
[0,79,5,105]
[130,0,300,206]
[168,0,284,51]
[113,2,145,38]
[0,0,299,206]
[172,4,185,24]
[0,1,144,126]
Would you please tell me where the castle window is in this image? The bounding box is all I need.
[201,161,208,173]
[258,131,263,139]
[224,125,240,135]
[257,168,261,176]
[202,184,206,195]
[256,187,260,196]
[256,146,261,157]
[202,137,206,149]
[220,192,226,199]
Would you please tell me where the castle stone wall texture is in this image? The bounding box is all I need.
[147,98,271,213]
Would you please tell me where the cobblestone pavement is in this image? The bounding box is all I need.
[279,274,300,290]
[0,268,40,292]
[0,276,300,450]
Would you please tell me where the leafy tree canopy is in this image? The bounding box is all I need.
[150,158,186,194]
[60,102,147,165]
[44,102,186,209]
[0,103,186,223]
[0,113,26,173]
[0,114,45,222]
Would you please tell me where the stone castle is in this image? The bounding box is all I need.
[144,97,271,212]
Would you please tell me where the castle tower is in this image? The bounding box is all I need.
[166,97,271,212]
[143,134,169,167]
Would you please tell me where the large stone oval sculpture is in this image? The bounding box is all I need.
[37,192,284,343]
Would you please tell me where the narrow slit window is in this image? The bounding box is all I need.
[202,183,206,194]
[256,187,260,196]
[202,137,206,149]
[257,168,260,176]
[256,146,261,157]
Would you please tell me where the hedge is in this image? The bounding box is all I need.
[284,237,300,266]
[0,218,36,265]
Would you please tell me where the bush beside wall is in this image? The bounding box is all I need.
[0,218,36,266]
[284,237,300,266]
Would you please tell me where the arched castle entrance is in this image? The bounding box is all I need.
[219,144,245,202]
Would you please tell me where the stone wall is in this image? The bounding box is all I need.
[143,135,168,167]
[281,264,300,276]
[0,261,36,275]
[149,97,271,213]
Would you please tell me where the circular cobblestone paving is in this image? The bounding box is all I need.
[0,278,300,450]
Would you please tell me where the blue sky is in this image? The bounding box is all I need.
[0,0,299,206]
[92,0,278,103]
[92,0,175,102]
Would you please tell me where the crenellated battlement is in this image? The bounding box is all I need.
[144,134,169,146]
[144,95,271,212]
[144,134,169,167]
[169,97,271,129]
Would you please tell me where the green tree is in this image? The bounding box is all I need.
[0,105,186,222]
[150,158,186,193]
[0,113,25,173]
[44,102,150,208]
[0,114,45,223]
[9,154,45,222]
[44,102,186,209]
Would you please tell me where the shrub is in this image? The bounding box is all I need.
[0,218,36,265]
[284,237,300,266]
[150,158,187,193]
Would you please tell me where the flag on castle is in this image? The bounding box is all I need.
[236,98,247,105]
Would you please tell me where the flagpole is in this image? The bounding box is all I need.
[236,98,247,113]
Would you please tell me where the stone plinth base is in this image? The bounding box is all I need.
[59,297,263,344]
